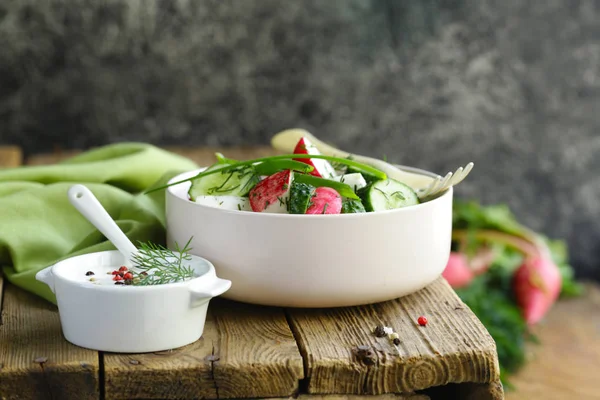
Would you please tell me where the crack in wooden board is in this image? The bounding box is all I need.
[0,284,100,400]
[102,299,304,399]
[286,278,501,397]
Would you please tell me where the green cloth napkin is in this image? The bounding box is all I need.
[0,142,198,304]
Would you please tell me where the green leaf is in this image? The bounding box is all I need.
[254,160,314,175]
[293,173,360,200]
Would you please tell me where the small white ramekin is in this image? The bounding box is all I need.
[36,250,231,353]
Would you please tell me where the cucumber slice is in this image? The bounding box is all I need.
[341,198,366,214]
[358,179,419,211]
[288,181,316,214]
[346,166,383,185]
[188,163,260,201]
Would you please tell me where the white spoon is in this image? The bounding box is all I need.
[67,184,138,268]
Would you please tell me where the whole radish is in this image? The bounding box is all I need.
[513,254,562,325]
[442,252,475,288]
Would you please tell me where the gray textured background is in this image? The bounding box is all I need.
[1,0,599,279]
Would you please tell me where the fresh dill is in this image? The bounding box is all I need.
[130,238,196,286]
[391,190,405,200]
[374,187,389,199]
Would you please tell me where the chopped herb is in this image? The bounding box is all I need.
[322,203,329,214]
[374,187,389,199]
[391,191,405,200]
[294,174,359,200]
[237,204,242,211]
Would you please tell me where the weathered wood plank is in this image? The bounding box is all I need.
[275,395,430,400]
[506,282,600,400]
[287,278,501,397]
[0,146,22,168]
[103,299,304,399]
[0,284,100,400]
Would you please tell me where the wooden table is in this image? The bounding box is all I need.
[0,145,594,400]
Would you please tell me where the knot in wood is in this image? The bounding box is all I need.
[354,345,376,366]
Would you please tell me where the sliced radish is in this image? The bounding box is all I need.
[305,187,342,214]
[293,137,336,178]
[249,170,293,213]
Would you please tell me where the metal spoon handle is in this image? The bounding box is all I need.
[67,184,138,264]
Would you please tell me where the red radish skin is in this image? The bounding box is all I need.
[293,137,336,178]
[513,255,562,325]
[305,187,342,214]
[442,252,475,288]
[249,170,292,212]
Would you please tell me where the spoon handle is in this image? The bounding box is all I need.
[68,184,138,264]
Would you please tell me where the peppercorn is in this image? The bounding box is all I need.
[417,316,428,326]
[113,275,123,281]
[85,271,95,276]
[111,270,119,275]
[114,281,124,285]
[140,271,148,276]
[119,266,128,272]
[89,277,96,282]
[393,338,401,345]
[124,279,133,285]
[373,325,387,337]
[123,272,133,280]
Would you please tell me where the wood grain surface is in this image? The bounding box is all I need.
[0,285,100,400]
[505,282,600,400]
[103,300,304,400]
[0,146,22,168]
[275,395,430,400]
[7,145,599,399]
[287,278,500,397]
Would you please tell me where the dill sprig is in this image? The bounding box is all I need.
[131,238,196,286]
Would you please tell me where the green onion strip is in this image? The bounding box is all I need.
[145,153,387,194]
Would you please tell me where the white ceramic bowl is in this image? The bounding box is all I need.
[166,167,452,308]
[35,250,231,353]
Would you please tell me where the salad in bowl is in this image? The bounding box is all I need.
[158,135,453,308]
[164,137,420,215]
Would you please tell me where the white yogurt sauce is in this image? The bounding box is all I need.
[79,264,131,286]
[78,263,198,286]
